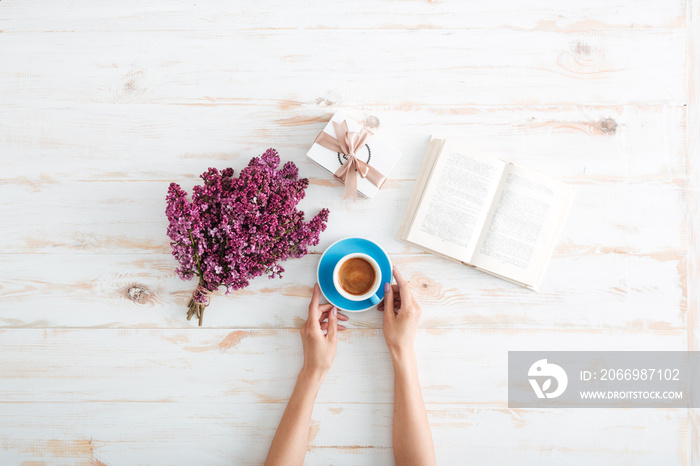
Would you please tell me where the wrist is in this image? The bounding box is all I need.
[298,366,327,386]
[390,346,417,369]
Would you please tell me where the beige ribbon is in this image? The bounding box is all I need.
[314,120,387,200]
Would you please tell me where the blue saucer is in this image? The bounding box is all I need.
[317,237,393,312]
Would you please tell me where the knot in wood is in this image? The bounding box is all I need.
[599,118,618,135]
[574,41,592,58]
[363,116,380,129]
[127,285,150,302]
[414,276,433,292]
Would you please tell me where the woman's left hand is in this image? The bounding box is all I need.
[300,283,349,376]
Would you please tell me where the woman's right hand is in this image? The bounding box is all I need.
[378,267,436,466]
[377,266,421,359]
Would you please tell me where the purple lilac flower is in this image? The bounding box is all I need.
[165,149,329,308]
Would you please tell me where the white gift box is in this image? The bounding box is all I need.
[306,112,403,199]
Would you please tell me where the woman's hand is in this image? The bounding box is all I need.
[265,284,350,466]
[377,266,421,359]
[300,283,349,377]
[378,267,435,466]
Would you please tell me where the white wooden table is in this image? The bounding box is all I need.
[1,1,698,464]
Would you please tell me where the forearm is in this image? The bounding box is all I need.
[265,369,325,466]
[391,349,436,466]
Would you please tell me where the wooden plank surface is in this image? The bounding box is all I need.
[0,178,686,255]
[0,329,686,404]
[0,0,696,464]
[0,329,689,464]
[0,253,686,330]
[0,403,686,466]
[0,0,687,31]
[0,105,686,181]
[0,30,686,107]
[686,1,700,463]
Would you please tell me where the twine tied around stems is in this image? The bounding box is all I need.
[186,278,211,326]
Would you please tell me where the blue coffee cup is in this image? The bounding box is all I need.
[332,252,383,305]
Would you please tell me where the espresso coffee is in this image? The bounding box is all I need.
[338,257,376,296]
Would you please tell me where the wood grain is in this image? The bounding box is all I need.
[0,329,686,404]
[0,0,695,463]
[0,0,687,31]
[0,253,686,330]
[0,177,686,255]
[0,329,689,464]
[0,30,686,107]
[686,1,700,463]
[0,105,685,181]
[0,403,686,466]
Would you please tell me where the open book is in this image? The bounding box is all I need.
[397,138,575,291]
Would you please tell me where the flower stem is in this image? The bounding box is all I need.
[186,277,210,326]
[189,230,203,276]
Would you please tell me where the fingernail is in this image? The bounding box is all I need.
[384,282,390,292]
[332,307,337,316]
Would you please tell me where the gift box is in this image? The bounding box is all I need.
[306,112,403,200]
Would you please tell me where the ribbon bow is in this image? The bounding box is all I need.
[314,120,387,200]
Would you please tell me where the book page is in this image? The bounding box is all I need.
[406,140,506,262]
[397,137,445,242]
[470,163,574,288]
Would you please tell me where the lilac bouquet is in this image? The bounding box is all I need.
[165,148,329,325]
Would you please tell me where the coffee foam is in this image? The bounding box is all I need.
[338,258,376,295]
